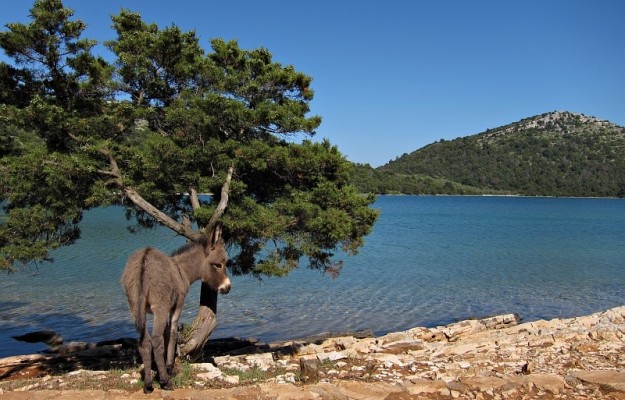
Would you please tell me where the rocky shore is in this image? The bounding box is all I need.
[1,305,625,399]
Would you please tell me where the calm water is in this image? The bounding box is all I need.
[1,196,625,357]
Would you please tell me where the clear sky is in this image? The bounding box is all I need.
[2,0,624,167]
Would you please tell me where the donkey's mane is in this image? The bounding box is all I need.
[170,236,209,257]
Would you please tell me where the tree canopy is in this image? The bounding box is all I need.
[0,0,379,278]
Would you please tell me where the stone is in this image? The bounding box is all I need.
[507,374,566,394]
[569,370,625,392]
[461,376,508,391]
[297,343,325,356]
[446,380,469,393]
[194,362,220,372]
[245,352,275,371]
[325,336,357,350]
[367,353,404,367]
[574,342,599,353]
[338,381,404,400]
[528,337,555,348]
[441,319,484,341]
[309,382,350,400]
[317,350,349,362]
[381,340,425,354]
[197,370,223,380]
[213,355,247,370]
[351,339,376,354]
[403,378,447,394]
[300,358,320,381]
[222,375,240,385]
[409,327,447,342]
[481,313,521,330]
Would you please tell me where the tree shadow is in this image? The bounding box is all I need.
[0,306,139,381]
[0,336,138,381]
[197,328,374,362]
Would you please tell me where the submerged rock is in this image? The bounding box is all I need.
[11,331,63,346]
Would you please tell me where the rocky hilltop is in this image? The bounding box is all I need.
[1,305,625,399]
[362,111,625,197]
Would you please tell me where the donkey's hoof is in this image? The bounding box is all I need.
[160,380,174,391]
[166,365,176,377]
[143,384,154,394]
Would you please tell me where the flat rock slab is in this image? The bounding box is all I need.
[569,370,625,392]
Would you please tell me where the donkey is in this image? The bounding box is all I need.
[121,224,231,393]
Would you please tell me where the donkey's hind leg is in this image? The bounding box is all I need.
[138,328,154,394]
[166,298,184,376]
[152,312,174,390]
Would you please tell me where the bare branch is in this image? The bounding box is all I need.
[205,165,233,235]
[124,187,200,241]
[92,146,232,243]
[96,148,122,182]
[190,188,201,210]
[96,169,118,177]
[94,147,200,241]
[182,215,193,232]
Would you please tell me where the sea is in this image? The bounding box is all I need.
[1,195,625,358]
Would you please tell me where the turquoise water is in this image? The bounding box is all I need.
[1,196,625,357]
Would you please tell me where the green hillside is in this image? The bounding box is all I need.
[365,111,625,197]
[349,163,504,195]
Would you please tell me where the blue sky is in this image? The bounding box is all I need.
[2,1,624,167]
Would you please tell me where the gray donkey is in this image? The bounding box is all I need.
[121,224,231,393]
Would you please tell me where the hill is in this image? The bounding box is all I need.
[358,111,625,197]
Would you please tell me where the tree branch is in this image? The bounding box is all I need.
[190,188,201,210]
[94,148,233,243]
[124,187,200,241]
[95,147,200,241]
[96,148,122,183]
[205,165,233,235]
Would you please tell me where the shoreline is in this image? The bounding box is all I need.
[377,193,625,200]
[1,304,625,399]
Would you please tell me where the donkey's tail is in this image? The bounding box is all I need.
[121,248,150,334]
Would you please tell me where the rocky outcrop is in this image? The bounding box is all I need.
[200,306,625,398]
[1,305,625,399]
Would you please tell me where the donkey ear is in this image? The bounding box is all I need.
[210,222,223,245]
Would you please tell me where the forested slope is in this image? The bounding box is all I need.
[357,111,625,197]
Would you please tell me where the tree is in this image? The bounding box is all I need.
[0,0,379,356]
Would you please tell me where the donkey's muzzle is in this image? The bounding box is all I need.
[218,279,232,294]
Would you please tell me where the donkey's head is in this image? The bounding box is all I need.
[201,223,231,294]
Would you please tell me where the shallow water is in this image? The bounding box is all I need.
[2,196,624,357]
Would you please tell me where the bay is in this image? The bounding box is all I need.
[1,195,625,357]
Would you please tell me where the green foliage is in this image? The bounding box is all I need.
[171,361,195,388]
[0,0,378,274]
[224,139,378,277]
[222,365,284,383]
[349,163,499,195]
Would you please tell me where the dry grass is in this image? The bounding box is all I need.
[0,368,143,392]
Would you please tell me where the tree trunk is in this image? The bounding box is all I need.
[179,283,218,357]
[178,166,233,356]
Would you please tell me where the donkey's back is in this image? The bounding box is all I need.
[121,247,188,333]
